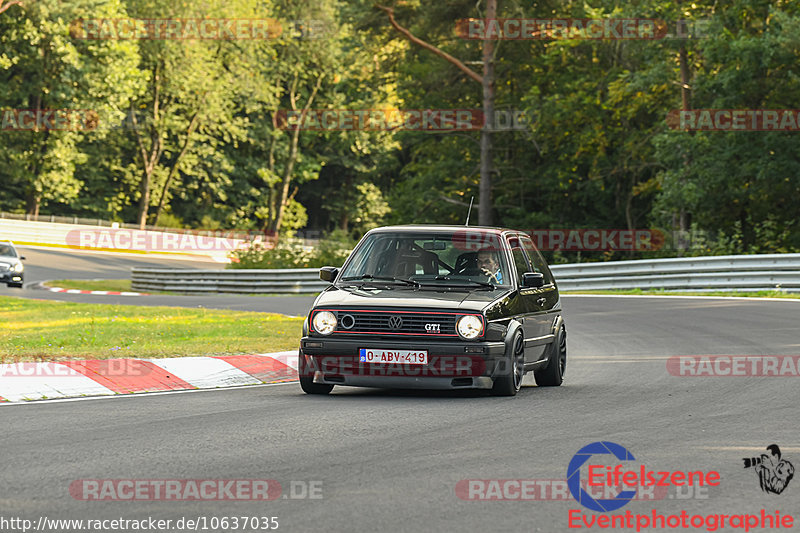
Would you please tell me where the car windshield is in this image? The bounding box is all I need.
[0,244,17,258]
[338,231,511,288]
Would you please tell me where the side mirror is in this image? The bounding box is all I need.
[19,256,26,261]
[319,266,339,283]
[521,272,544,288]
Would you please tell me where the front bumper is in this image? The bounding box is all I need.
[300,336,506,390]
[0,271,23,284]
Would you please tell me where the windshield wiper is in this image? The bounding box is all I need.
[425,276,495,289]
[340,275,420,287]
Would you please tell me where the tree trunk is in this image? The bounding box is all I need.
[479,0,496,226]
[270,74,323,234]
[137,171,152,229]
[134,63,163,230]
[152,110,202,225]
[25,193,40,218]
[677,42,692,256]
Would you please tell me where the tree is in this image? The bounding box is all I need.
[376,1,497,225]
[0,0,144,216]
[124,0,272,228]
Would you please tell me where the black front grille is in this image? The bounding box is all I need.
[339,311,458,335]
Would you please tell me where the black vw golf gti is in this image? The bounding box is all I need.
[299,225,566,396]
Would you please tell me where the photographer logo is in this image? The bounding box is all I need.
[743,445,795,495]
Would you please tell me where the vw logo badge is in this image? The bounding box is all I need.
[388,315,404,330]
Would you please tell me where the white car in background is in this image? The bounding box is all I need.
[0,240,25,288]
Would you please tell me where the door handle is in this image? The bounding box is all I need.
[537,297,547,306]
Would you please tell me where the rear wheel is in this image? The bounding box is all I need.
[492,331,524,396]
[298,349,333,395]
[534,324,566,387]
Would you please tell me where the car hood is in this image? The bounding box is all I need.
[313,285,511,313]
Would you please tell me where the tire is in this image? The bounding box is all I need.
[534,324,566,387]
[298,348,333,395]
[492,331,525,396]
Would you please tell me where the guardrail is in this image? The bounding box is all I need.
[131,268,330,294]
[131,253,800,294]
[550,253,800,292]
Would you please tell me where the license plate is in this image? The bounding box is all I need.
[359,349,428,365]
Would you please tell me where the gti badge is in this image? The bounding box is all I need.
[425,323,441,333]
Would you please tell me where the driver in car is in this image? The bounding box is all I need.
[477,249,504,284]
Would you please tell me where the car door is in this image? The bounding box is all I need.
[505,235,541,364]
[519,234,559,360]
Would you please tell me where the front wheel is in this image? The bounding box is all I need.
[492,331,525,396]
[534,324,566,387]
[298,349,333,395]
[300,375,333,395]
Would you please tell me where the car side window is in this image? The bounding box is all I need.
[506,237,532,285]
[520,235,554,285]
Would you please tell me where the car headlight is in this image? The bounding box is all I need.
[312,311,337,335]
[13,262,23,273]
[456,315,483,340]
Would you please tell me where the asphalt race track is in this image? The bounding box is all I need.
[0,247,315,315]
[2,291,799,532]
[13,246,222,281]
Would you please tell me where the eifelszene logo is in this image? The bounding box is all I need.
[567,441,638,512]
[743,445,795,495]
[567,441,721,512]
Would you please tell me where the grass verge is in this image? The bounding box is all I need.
[562,289,800,299]
[0,295,303,362]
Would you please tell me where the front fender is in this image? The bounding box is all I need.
[504,319,524,346]
[490,319,523,378]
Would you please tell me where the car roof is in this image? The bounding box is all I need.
[366,225,522,235]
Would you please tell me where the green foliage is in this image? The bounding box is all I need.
[230,239,312,269]
[0,0,145,213]
[2,0,800,259]
[229,229,356,269]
